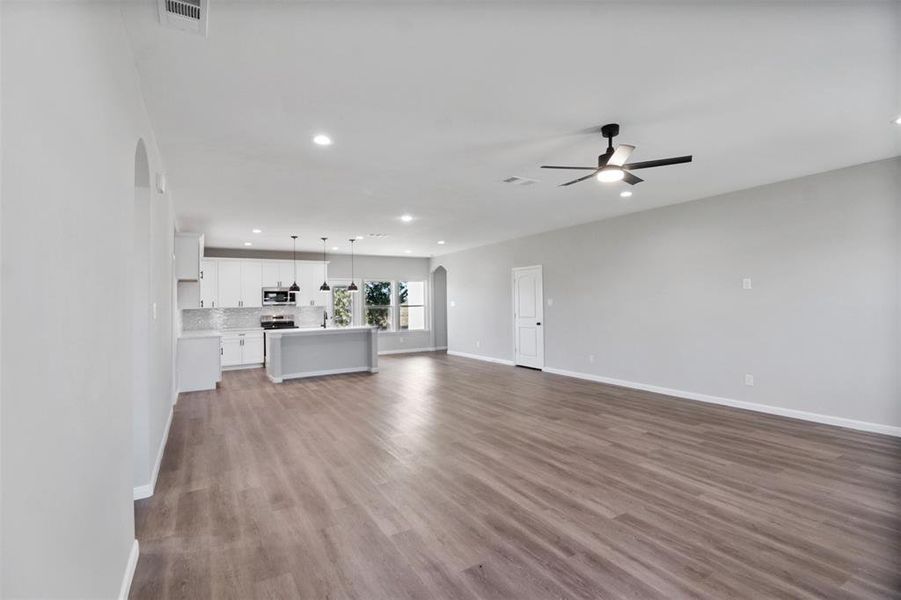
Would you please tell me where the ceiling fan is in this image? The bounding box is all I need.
[541,123,692,186]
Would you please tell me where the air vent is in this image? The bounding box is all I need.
[158,0,208,36]
[502,176,538,186]
[368,233,388,238]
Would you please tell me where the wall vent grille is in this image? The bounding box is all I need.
[158,0,208,36]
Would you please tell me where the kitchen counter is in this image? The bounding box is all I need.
[178,329,222,339]
[265,326,379,382]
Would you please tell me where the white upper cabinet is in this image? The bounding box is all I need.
[175,233,204,281]
[261,262,280,288]
[199,259,219,308]
[262,261,298,288]
[217,260,262,308]
[217,262,243,308]
[279,262,297,288]
[297,262,327,307]
[185,258,326,308]
[240,262,263,307]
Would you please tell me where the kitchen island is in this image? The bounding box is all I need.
[265,326,379,383]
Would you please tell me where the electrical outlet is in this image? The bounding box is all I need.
[475,340,481,349]
[547,298,554,306]
[588,354,595,364]
[152,302,158,320]
[744,374,755,386]
[742,278,752,290]
[399,337,404,343]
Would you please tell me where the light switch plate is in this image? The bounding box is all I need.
[742,278,752,290]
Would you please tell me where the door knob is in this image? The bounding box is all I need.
[536,322,542,326]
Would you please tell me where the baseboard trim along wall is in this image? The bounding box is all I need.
[543,367,901,438]
[118,539,140,600]
[133,404,175,500]
[379,347,439,355]
[447,350,515,366]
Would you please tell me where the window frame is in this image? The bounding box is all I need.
[363,279,396,332]
[357,278,430,334]
[398,280,427,332]
[329,279,358,328]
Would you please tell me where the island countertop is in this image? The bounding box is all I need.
[264,326,378,337]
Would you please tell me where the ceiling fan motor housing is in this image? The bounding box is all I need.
[600,123,620,139]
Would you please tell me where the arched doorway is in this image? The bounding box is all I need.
[132,140,152,491]
[431,266,448,350]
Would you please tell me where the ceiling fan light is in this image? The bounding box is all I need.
[596,168,625,183]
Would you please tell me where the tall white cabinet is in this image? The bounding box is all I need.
[199,259,219,308]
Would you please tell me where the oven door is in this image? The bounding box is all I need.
[262,289,293,305]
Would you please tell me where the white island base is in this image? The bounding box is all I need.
[265,326,379,383]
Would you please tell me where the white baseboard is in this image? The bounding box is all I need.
[133,404,174,500]
[379,346,438,355]
[435,346,448,350]
[118,539,139,600]
[447,350,515,366]
[269,365,377,383]
[543,367,901,438]
[222,363,263,371]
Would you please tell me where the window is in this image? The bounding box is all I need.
[364,280,393,330]
[332,284,354,327]
[399,281,426,330]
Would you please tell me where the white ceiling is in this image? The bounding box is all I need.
[123,1,901,257]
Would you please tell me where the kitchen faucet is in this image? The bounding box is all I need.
[321,310,328,328]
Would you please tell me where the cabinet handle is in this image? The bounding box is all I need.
[200,270,204,280]
[200,300,204,308]
[220,347,223,355]
[212,301,215,308]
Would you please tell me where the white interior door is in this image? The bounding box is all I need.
[513,265,544,369]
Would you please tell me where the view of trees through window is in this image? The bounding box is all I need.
[399,281,426,330]
[332,286,353,327]
[364,280,392,330]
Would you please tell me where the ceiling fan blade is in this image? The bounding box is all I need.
[608,144,635,167]
[622,171,644,185]
[623,155,692,170]
[540,165,597,170]
[560,171,599,187]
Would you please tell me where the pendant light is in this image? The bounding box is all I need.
[347,238,359,292]
[288,235,300,292]
[319,237,331,292]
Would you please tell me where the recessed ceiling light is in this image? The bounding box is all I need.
[619,191,633,198]
[404,249,412,254]
[313,134,332,146]
[252,228,262,234]
[894,116,901,125]
[400,214,413,223]
[355,235,364,240]
[243,242,252,246]
[437,240,446,245]
[332,246,339,251]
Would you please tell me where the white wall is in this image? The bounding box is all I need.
[205,249,438,352]
[434,157,900,432]
[1,3,175,597]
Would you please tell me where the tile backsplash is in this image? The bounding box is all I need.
[181,305,326,331]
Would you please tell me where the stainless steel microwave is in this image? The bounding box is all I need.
[262,288,296,306]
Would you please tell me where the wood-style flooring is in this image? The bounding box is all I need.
[131,352,901,599]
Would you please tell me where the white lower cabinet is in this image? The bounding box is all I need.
[221,331,264,367]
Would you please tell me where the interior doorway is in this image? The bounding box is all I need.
[512,265,544,369]
[431,266,448,350]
